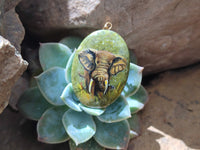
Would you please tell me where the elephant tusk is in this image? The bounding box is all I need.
[89,78,94,93]
[104,80,108,95]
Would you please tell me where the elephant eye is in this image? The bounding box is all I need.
[97,61,100,64]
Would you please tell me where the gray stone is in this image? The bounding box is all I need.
[0,0,25,51]
[129,64,200,150]
[0,0,27,113]
[2,8,25,52]
[9,75,29,110]
[17,0,200,74]
[4,0,22,12]
[0,36,28,114]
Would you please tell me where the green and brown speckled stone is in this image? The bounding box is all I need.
[71,30,130,108]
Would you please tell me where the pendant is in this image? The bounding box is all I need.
[71,24,130,108]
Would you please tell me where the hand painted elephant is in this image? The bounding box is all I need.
[78,48,127,96]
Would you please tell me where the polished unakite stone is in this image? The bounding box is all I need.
[71,30,130,108]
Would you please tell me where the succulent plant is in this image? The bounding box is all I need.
[18,31,148,150]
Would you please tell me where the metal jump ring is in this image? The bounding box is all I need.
[103,22,112,30]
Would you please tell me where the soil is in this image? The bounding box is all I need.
[129,63,200,150]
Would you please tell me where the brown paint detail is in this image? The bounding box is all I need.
[78,48,127,97]
[110,57,127,75]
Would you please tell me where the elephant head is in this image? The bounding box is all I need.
[78,49,127,96]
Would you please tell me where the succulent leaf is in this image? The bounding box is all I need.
[97,96,131,123]
[62,109,96,145]
[121,63,143,97]
[79,103,105,116]
[35,67,67,106]
[18,87,53,121]
[65,51,75,83]
[69,138,105,150]
[126,85,148,114]
[37,106,69,144]
[61,83,82,112]
[59,36,83,51]
[128,114,140,139]
[39,43,72,70]
[94,118,130,149]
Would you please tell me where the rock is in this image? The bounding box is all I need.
[0,0,27,113]
[0,0,25,51]
[0,36,28,114]
[9,75,29,110]
[128,63,200,150]
[4,0,22,12]
[2,8,25,52]
[17,0,200,75]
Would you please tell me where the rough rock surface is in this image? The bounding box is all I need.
[17,0,200,74]
[129,64,200,150]
[9,75,29,110]
[0,62,199,149]
[0,36,28,114]
[1,0,25,51]
[0,0,27,113]
[0,0,25,52]
[2,8,25,52]
[4,0,22,12]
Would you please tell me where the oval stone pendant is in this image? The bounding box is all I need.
[71,30,130,108]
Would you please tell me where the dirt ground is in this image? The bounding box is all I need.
[129,63,200,150]
[0,63,200,150]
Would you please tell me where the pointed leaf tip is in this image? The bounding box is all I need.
[39,42,72,70]
[139,66,144,73]
[128,114,140,139]
[97,96,131,123]
[59,36,83,51]
[127,85,149,114]
[61,83,82,112]
[69,138,105,150]
[79,103,105,116]
[36,67,67,106]
[94,118,130,149]
[122,63,143,97]
[62,110,96,145]
[37,106,69,144]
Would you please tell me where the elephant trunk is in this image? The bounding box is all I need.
[90,70,109,95]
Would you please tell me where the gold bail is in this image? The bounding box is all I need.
[103,22,112,30]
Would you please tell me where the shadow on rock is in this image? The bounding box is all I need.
[130,63,200,150]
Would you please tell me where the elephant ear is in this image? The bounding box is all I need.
[110,57,127,75]
[78,49,96,71]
